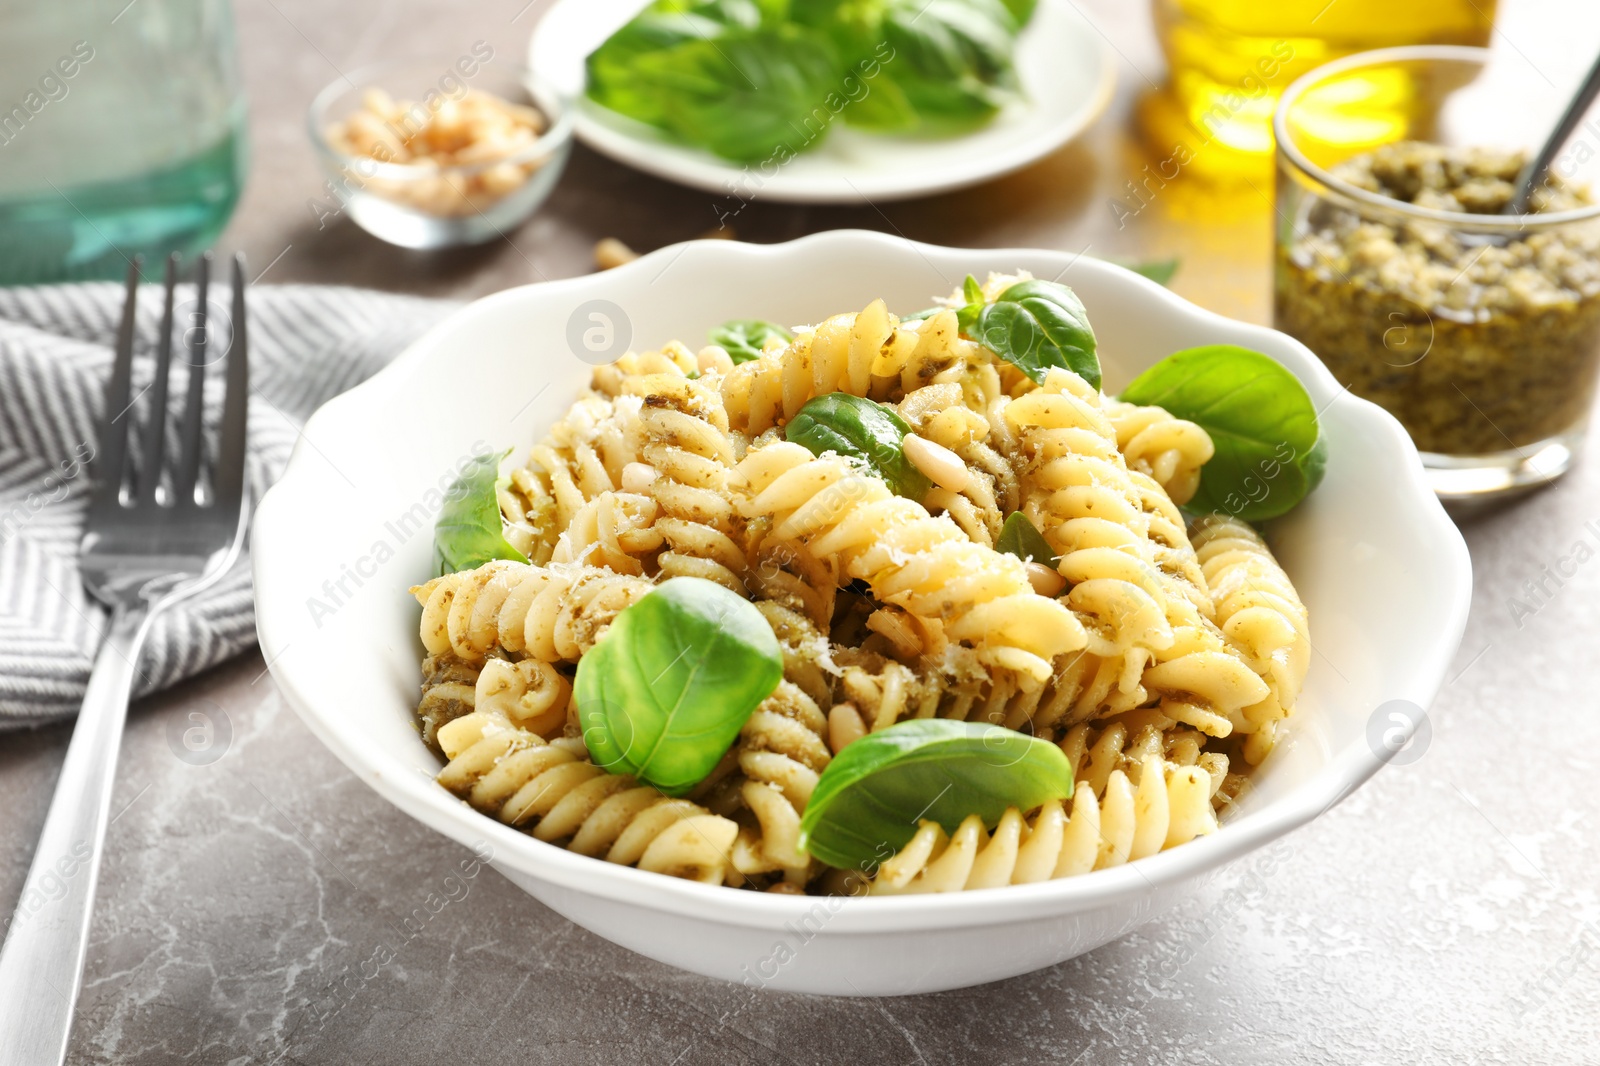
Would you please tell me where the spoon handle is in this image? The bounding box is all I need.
[1512,48,1600,213]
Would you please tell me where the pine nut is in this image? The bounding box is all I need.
[698,344,734,375]
[902,432,970,493]
[1025,561,1066,597]
[594,237,638,271]
[621,462,657,494]
[828,702,868,754]
[328,84,548,216]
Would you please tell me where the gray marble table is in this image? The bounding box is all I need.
[3,0,1599,1062]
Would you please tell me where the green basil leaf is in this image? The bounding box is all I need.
[434,449,529,577]
[576,577,783,795]
[596,22,843,162]
[798,719,1074,870]
[1125,257,1179,286]
[873,0,1022,130]
[999,0,1037,25]
[970,278,1100,390]
[995,511,1058,567]
[955,273,985,333]
[709,318,793,364]
[785,392,932,500]
[585,5,740,128]
[1119,345,1325,522]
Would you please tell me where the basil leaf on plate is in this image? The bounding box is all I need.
[969,278,1100,390]
[870,0,1023,131]
[798,719,1075,870]
[995,511,1058,567]
[585,4,745,129]
[434,449,529,577]
[576,577,783,795]
[1119,344,1326,522]
[998,0,1038,24]
[786,392,932,500]
[709,318,793,364]
[591,18,843,162]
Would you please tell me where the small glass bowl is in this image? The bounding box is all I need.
[308,58,573,249]
[1273,45,1600,502]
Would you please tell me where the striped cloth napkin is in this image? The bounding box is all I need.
[0,282,452,726]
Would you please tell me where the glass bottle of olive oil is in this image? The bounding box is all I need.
[1142,0,1496,179]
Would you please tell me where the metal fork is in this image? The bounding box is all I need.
[0,253,251,1065]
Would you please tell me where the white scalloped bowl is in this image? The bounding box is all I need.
[253,230,1471,996]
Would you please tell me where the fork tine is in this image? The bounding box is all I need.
[135,254,180,504]
[212,253,249,512]
[95,257,142,507]
[173,253,211,505]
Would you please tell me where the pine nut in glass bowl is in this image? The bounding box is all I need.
[308,58,573,249]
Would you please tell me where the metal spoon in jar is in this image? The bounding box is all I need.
[1508,49,1600,214]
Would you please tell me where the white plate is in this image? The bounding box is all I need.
[527,0,1116,203]
[253,231,1472,996]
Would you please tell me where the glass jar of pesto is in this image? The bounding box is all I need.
[1273,46,1600,500]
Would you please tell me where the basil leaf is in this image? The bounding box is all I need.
[585,5,741,129]
[955,273,985,333]
[1126,257,1179,286]
[590,19,843,162]
[869,0,1022,132]
[576,577,783,796]
[434,449,529,577]
[709,318,793,364]
[970,278,1100,390]
[785,392,932,500]
[996,511,1058,567]
[999,0,1037,24]
[798,719,1074,870]
[1119,345,1326,522]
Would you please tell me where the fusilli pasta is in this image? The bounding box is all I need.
[732,441,1086,682]
[437,709,740,884]
[410,273,1314,893]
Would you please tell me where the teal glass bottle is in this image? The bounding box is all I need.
[0,0,247,283]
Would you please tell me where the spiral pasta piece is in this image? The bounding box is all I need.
[417,654,479,752]
[413,559,651,664]
[436,710,739,884]
[733,441,1086,682]
[550,490,663,575]
[514,393,638,558]
[873,715,1226,893]
[1190,515,1311,763]
[730,678,832,882]
[624,372,749,593]
[720,302,980,435]
[870,758,1217,893]
[588,342,698,398]
[703,602,833,884]
[1104,399,1215,507]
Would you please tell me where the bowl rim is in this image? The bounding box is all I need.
[306,57,576,183]
[253,229,1474,934]
[1274,43,1600,231]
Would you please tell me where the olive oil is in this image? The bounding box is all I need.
[1142,0,1495,179]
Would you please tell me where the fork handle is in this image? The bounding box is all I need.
[0,607,149,1066]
